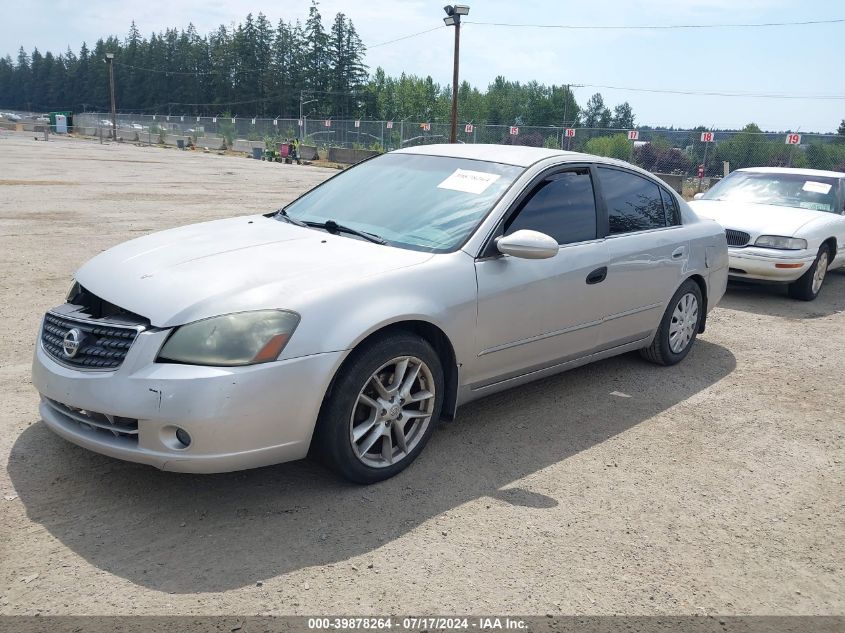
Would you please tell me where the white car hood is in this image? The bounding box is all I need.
[75,215,433,327]
[689,199,824,236]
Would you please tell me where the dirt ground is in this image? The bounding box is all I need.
[0,131,842,617]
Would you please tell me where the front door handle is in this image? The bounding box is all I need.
[672,246,686,259]
[586,266,608,285]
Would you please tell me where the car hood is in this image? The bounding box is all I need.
[689,199,824,237]
[75,215,434,327]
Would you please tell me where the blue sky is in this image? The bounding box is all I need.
[2,0,842,131]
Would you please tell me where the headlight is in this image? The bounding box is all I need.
[754,235,807,250]
[157,310,300,366]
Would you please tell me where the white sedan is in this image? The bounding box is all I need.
[690,167,845,300]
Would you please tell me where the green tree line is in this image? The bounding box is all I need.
[0,4,647,127]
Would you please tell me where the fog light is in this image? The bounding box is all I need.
[175,427,192,448]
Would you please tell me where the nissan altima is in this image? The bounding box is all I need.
[32,144,729,483]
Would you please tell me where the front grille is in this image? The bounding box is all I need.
[725,229,751,247]
[45,398,139,442]
[41,312,139,369]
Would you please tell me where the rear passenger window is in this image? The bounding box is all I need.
[598,167,667,234]
[660,188,681,226]
[505,170,597,245]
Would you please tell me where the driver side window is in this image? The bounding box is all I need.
[504,169,597,245]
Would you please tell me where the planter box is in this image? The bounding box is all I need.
[328,147,380,165]
[654,173,683,194]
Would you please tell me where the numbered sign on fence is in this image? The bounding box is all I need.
[698,165,705,178]
[565,128,576,138]
[422,123,431,131]
[700,131,715,143]
[166,116,170,122]
[298,119,303,127]
[180,116,184,122]
[785,133,801,145]
[324,120,331,127]
[510,126,519,136]
[212,117,217,123]
[627,130,639,141]
[354,120,361,128]
[251,118,256,125]
[386,121,393,129]
[465,123,474,133]
[196,116,200,122]
[152,115,156,120]
[231,118,236,124]
[273,119,278,126]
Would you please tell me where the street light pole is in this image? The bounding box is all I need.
[105,53,117,140]
[443,5,470,144]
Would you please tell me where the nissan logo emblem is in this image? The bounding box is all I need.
[62,328,82,358]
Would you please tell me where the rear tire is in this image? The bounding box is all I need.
[640,279,703,366]
[788,244,829,301]
[314,332,444,484]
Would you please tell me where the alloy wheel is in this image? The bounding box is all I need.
[349,356,436,468]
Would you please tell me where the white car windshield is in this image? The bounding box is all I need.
[281,153,522,252]
[702,171,840,213]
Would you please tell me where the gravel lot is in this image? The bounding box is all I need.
[1,131,843,616]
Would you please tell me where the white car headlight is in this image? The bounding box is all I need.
[754,235,807,250]
[158,310,300,366]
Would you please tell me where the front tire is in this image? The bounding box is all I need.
[314,332,444,484]
[640,279,703,366]
[788,244,829,301]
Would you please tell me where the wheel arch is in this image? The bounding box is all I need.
[821,236,837,260]
[322,319,460,424]
[686,273,708,333]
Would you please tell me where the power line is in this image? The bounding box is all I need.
[368,26,446,48]
[575,82,845,100]
[464,18,845,30]
[114,61,257,76]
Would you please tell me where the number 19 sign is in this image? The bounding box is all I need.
[785,133,802,145]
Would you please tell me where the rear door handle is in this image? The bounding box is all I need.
[586,266,608,285]
[672,246,686,259]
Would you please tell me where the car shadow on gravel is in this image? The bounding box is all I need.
[8,340,735,594]
[719,269,845,319]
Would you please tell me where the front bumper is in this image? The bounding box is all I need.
[32,330,344,473]
[727,247,816,283]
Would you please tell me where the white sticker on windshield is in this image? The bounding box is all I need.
[437,169,501,195]
[803,181,832,194]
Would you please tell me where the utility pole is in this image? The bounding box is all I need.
[443,5,470,144]
[105,53,117,140]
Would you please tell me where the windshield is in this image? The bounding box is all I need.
[281,153,523,252]
[702,171,840,213]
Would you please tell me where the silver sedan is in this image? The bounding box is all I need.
[32,144,729,483]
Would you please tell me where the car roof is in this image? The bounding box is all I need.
[394,143,595,168]
[737,166,845,179]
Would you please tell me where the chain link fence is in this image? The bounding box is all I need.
[72,112,845,193]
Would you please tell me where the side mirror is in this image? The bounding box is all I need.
[496,230,559,260]
[693,193,704,200]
